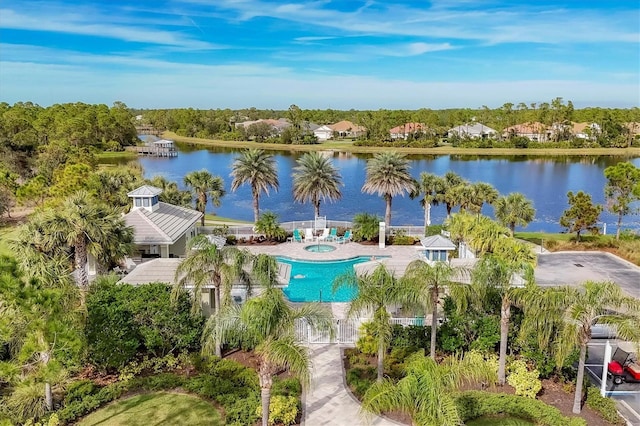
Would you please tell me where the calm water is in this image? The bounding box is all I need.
[276,256,373,302]
[134,143,640,233]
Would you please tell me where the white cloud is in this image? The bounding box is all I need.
[0,8,219,50]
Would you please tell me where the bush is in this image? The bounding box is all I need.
[355,322,378,356]
[346,367,376,398]
[390,324,431,351]
[64,380,97,404]
[271,378,302,397]
[456,391,586,426]
[507,359,542,399]
[255,395,298,426]
[352,213,381,241]
[86,281,204,370]
[585,386,625,425]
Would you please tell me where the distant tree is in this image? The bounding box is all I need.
[494,192,536,235]
[146,175,192,208]
[442,171,466,218]
[247,121,274,142]
[292,151,342,217]
[604,162,640,239]
[231,149,279,223]
[184,169,226,226]
[559,191,602,241]
[362,151,416,227]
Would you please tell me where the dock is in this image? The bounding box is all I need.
[132,139,178,157]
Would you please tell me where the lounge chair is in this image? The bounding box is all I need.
[305,228,315,242]
[291,229,304,243]
[337,230,352,244]
[317,228,330,241]
[327,227,338,242]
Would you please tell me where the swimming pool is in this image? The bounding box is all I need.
[277,256,375,302]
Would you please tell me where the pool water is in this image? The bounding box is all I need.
[277,256,374,302]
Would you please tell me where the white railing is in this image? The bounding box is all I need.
[294,317,425,344]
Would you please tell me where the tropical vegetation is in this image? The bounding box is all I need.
[230,149,279,223]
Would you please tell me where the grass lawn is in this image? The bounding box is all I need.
[95,151,138,161]
[0,227,19,257]
[77,392,224,426]
[204,214,252,225]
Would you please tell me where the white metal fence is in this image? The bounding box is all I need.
[294,317,424,344]
[199,221,426,239]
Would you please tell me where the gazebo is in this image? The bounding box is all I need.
[416,234,456,263]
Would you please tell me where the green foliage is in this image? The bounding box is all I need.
[456,391,586,426]
[346,366,376,398]
[425,224,444,236]
[559,191,603,241]
[390,324,431,351]
[585,386,625,425]
[469,316,501,353]
[355,321,378,355]
[352,212,381,241]
[254,211,286,240]
[271,378,302,397]
[255,395,298,426]
[507,360,542,399]
[86,281,204,370]
[64,380,98,404]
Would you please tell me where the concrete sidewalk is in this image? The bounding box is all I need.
[303,344,402,426]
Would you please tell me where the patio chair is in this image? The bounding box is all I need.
[291,229,304,243]
[327,227,338,242]
[317,228,330,241]
[304,228,315,242]
[336,230,352,244]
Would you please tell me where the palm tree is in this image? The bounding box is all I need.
[230,149,279,224]
[469,254,535,386]
[333,264,410,381]
[494,192,536,235]
[173,235,253,357]
[442,171,466,218]
[204,285,334,426]
[13,191,132,291]
[411,172,445,228]
[292,151,343,217]
[519,281,640,414]
[401,260,467,359]
[362,152,416,227]
[361,351,497,426]
[468,182,499,215]
[184,169,226,226]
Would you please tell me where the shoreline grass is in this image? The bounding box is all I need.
[204,214,252,225]
[96,151,138,160]
[163,131,640,157]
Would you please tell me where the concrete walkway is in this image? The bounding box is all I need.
[303,344,403,426]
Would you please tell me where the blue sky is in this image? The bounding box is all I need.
[1,0,638,109]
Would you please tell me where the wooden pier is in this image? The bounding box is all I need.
[132,139,178,157]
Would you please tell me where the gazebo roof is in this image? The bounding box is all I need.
[419,234,456,250]
[127,185,163,197]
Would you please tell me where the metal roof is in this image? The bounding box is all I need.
[127,185,163,197]
[419,235,456,250]
[119,258,182,285]
[124,202,202,244]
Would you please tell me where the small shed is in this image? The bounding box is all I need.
[417,234,456,263]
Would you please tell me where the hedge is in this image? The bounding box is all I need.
[455,391,587,426]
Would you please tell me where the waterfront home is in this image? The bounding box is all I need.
[329,120,366,138]
[314,125,333,141]
[503,122,550,142]
[572,122,601,140]
[448,122,497,139]
[389,122,428,140]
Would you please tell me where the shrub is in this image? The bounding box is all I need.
[585,386,625,425]
[352,213,381,241]
[64,380,97,404]
[345,367,376,398]
[390,324,431,351]
[507,360,542,399]
[255,395,298,426]
[271,378,302,397]
[355,322,378,356]
[456,391,586,426]
[254,211,286,241]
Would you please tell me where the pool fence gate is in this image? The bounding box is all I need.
[294,317,425,344]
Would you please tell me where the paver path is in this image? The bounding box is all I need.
[303,344,402,426]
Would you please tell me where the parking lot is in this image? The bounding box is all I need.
[536,251,640,298]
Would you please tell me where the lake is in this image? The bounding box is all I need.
[134,143,640,233]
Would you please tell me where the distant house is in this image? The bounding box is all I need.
[389,122,428,140]
[124,185,202,259]
[448,123,497,139]
[329,120,366,138]
[503,122,550,142]
[572,122,601,140]
[235,118,291,134]
[314,125,333,141]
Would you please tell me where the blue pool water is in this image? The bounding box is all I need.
[277,256,375,302]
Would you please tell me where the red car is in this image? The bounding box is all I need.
[608,348,640,385]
